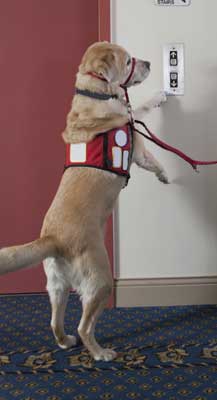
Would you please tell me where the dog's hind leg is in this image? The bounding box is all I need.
[44,257,77,349]
[77,245,117,362]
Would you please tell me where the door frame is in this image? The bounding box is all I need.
[98,0,115,307]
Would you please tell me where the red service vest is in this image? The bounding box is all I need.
[64,123,133,184]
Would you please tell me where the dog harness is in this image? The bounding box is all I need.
[65,123,133,184]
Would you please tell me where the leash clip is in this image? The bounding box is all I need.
[127,102,132,114]
[127,103,134,124]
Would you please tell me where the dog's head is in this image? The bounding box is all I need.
[62,42,151,144]
[79,41,150,87]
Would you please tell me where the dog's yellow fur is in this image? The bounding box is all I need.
[0,42,168,361]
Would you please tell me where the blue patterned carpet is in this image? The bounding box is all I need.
[0,294,217,399]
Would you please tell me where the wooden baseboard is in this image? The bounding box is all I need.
[115,276,217,307]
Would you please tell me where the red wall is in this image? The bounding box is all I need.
[0,0,99,293]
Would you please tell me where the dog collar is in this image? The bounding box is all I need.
[75,88,118,101]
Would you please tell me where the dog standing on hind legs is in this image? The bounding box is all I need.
[0,42,168,362]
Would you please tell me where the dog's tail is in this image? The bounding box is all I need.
[0,236,58,275]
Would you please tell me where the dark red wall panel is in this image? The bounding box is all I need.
[0,0,99,292]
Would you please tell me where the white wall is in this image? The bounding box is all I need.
[111,0,217,279]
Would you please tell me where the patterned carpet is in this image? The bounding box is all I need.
[0,294,217,399]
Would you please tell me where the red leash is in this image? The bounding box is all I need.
[134,120,217,171]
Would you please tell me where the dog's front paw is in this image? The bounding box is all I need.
[149,91,167,108]
[156,169,169,184]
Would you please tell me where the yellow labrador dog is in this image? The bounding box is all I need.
[0,42,168,362]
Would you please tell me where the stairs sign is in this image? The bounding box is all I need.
[155,0,191,6]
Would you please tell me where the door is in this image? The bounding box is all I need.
[0,0,113,295]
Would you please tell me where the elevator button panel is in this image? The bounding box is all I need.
[163,43,184,96]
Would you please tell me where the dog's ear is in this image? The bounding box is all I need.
[79,49,118,83]
[96,52,117,83]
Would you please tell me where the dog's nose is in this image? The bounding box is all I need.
[144,61,151,69]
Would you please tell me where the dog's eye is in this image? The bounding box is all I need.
[127,58,131,66]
